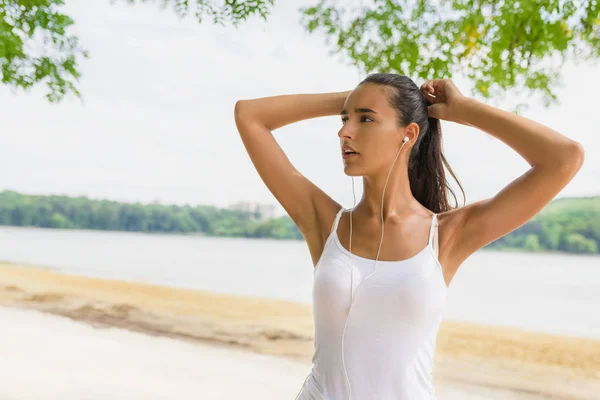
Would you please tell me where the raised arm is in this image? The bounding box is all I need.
[421,79,585,280]
[234,91,351,233]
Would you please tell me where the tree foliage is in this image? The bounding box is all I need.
[0,190,303,239]
[300,0,600,108]
[485,195,600,254]
[0,0,87,102]
[1,190,599,255]
[0,0,274,102]
[1,0,599,105]
[120,0,274,25]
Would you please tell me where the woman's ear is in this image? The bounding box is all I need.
[405,122,420,143]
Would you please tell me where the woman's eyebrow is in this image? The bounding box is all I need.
[340,108,378,115]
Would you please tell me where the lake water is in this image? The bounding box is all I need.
[1,225,599,340]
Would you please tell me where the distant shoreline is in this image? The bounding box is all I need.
[2,189,599,254]
[1,223,598,258]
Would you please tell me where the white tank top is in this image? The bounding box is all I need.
[297,207,447,400]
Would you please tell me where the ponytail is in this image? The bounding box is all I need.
[360,73,466,213]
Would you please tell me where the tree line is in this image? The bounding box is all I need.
[1,190,598,255]
[0,190,302,240]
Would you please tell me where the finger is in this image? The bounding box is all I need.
[421,86,437,102]
[427,80,446,101]
[424,81,435,94]
[421,81,434,95]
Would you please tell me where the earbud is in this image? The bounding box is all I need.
[403,136,409,143]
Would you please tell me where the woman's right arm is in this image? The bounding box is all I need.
[233,91,350,234]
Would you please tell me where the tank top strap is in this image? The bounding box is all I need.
[428,213,439,257]
[330,206,345,235]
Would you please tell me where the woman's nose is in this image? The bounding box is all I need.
[338,125,353,139]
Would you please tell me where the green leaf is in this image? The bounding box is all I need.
[298,0,600,107]
[0,0,276,102]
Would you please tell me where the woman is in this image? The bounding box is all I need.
[233,74,584,399]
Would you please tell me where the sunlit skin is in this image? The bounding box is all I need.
[234,77,584,287]
[338,83,425,223]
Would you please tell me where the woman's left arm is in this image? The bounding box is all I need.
[429,82,585,274]
[456,97,585,171]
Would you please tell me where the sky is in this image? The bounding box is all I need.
[0,0,598,217]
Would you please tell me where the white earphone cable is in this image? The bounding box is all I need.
[343,136,409,400]
[295,136,409,400]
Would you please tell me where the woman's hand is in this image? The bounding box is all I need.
[420,79,470,125]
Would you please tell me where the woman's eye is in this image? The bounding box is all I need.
[341,116,372,124]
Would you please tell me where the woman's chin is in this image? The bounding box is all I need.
[342,165,363,177]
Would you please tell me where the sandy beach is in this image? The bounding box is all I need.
[1,260,599,399]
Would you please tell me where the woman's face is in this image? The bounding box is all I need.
[338,83,413,176]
